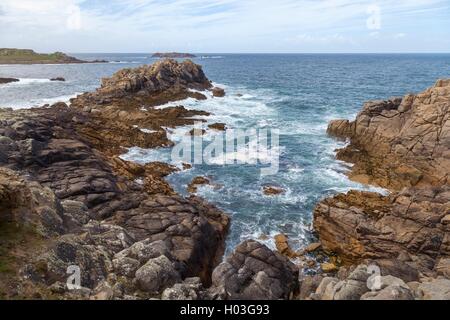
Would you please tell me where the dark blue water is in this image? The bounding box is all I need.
[2,54,450,252]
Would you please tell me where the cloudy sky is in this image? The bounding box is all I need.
[0,0,449,53]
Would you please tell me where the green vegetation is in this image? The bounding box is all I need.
[0,48,84,64]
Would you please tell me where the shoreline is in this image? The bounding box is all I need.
[0,59,448,300]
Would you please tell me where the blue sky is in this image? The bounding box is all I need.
[0,0,449,53]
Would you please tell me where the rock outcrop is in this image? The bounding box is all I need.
[311,79,450,300]
[327,79,450,190]
[301,261,449,300]
[212,240,299,300]
[152,53,197,59]
[72,59,211,108]
[0,60,230,299]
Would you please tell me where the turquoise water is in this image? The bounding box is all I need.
[2,53,450,252]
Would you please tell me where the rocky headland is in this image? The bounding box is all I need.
[0,58,448,300]
[307,79,450,300]
[0,49,108,65]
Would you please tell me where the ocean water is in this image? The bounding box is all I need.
[2,53,450,253]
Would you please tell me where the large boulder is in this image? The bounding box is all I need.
[135,255,181,294]
[212,240,298,300]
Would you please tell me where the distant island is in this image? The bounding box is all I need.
[0,48,108,64]
[152,52,197,58]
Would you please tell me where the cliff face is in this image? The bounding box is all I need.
[328,79,450,190]
[309,80,450,300]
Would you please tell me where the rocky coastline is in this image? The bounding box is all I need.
[0,59,448,300]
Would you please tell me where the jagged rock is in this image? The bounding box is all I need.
[0,167,65,237]
[327,80,450,190]
[361,285,414,300]
[74,59,211,106]
[161,277,204,300]
[321,263,338,273]
[187,176,210,193]
[212,87,225,97]
[314,277,339,300]
[435,258,450,278]
[211,240,299,300]
[263,186,285,196]
[0,60,231,299]
[305,243,321,253]
[274,234,301,259]
[208,123,226,131]
[370,259,420,283]
[415,279,450,300]
[135,255,181,294]
[298,274,323,300]
[314,186,449,272]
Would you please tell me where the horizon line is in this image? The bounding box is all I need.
[67,51,450,55]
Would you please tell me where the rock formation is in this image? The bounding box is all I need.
[212,240,299,300]
[152,53,197,59]
[0,78,19,85]
[308,79,450,300]
[327,79,449,190]
[0,60,230,299]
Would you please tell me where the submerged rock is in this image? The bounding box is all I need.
[212,87,225,97]
[263,186,285,196]
[50,77,65,82]
[0,77,19,84]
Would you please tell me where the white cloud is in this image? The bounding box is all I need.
[0,0,448,52]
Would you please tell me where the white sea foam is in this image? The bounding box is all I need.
[0,78,54,88]
[8,92,81,110]
[120,146,170,164]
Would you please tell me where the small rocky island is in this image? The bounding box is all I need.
[0,48,108,64]
[0,59,448,300]
[152,52,197,59]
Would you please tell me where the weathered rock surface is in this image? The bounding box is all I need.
[212,240,299,300]
[152,52,196,59]
[309,80,450,300]
[212,87,225,98]
[0,60,231,300]
[263,186,285,196]
[72,59,211,108]
[327,80,450,190]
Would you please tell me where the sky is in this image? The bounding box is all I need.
[0,0,449,53]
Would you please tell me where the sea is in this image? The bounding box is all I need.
[1,53,450,253]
